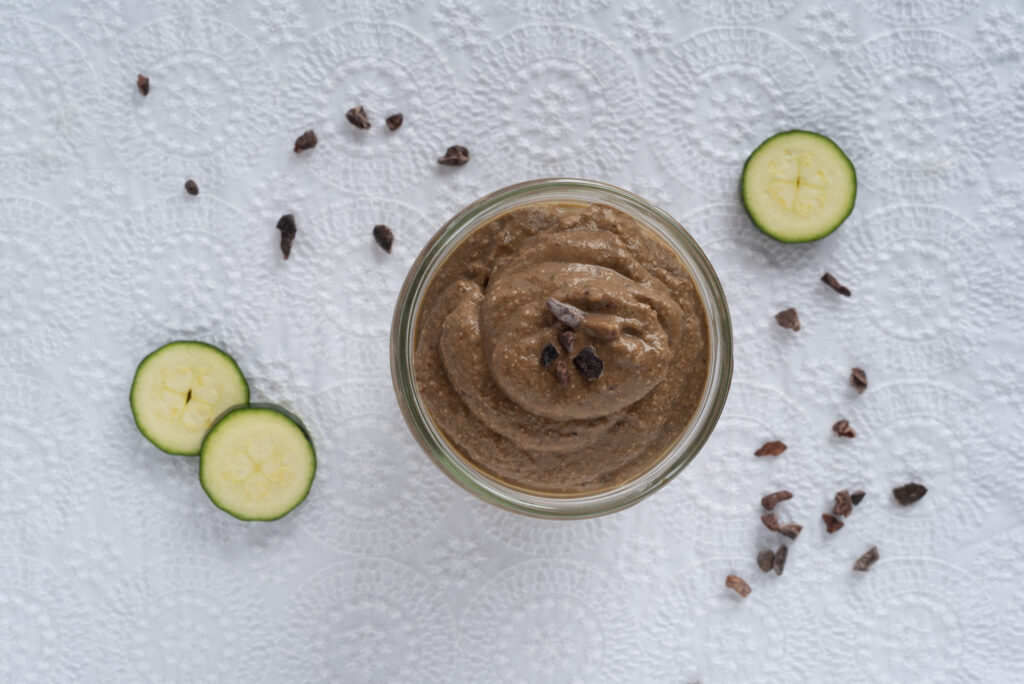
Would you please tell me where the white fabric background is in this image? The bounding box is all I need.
[1,0,1022,681]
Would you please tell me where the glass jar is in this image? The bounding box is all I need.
[390,178,732,519]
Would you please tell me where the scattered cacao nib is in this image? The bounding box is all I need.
[757,549,775,573]
[184,179,198,196]
[555,360,569,388]
[385,113,403,131]
[893,482,927,506]
[293,129,318,153]
[833,489,854,517]
[754,440,787,457]
[773,545,788,576]
[850,367,868,393]
[763,514,802,538]
[822,513,845,534]
[546,298,585,328]
[853,545,880,572]
[821,272,851,296]
[276,214,297,260]
[775,308,801,331]
[573,346,604,380]
[557,329,575,354]
[540,343,559,368]
[372,224,393,253]
[345,105,371,129]
[761,490,793,511]
[725,574,751,598]
[137,73,150,96]
[851,490,866,505]
[832,419,856,438]
[437,144,470,166]
[778,523,803,540]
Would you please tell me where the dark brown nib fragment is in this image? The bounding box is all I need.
[555,360,569,388]
[833,489,853,517]
[184,179,198,196]
[851,490,866,505]
[775,308,800,331]
[385,113,403,131]
[757,549,775,573]
[778,523,802,539]
[822,513,844,534]
[276,214,296,260]
[293,129,318,153]
[346,105,371,129]
[832,419,856,438]
[893,482,927,506]
[761,490,793,511]
[725,574,751,598]
[821,272,851,296]
[853,546,880,572]
[773,545,788,575]
[573,346,604,380]
[850,367,868,393]
[540,343,559,368]
[372,224,393,253]
[557,329,575,354]
[755,440,787,457]
[546,298,585,328]
[137,73,150,95]
[762,514,804,538]
[438,145,470,166]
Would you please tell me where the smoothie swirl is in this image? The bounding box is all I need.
[414,202,709,493]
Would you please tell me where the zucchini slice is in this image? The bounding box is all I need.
[741,130,857,243]
[199,405,316,521]
[130,341,249,455]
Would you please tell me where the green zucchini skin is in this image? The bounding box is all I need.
[130,341,250,456]
[199,404,316,522]
[741,130,857,244]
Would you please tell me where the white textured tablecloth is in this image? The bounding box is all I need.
[2,0,1023,681]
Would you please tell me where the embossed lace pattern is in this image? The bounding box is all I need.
[1,2,1021,681]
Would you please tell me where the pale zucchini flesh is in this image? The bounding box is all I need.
[130,341,249,455]
[742,130,857,243]
[199,405,316,521]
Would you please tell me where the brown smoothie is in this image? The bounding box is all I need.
[414,201,709,494]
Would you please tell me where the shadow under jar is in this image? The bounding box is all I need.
[391,179,732,518]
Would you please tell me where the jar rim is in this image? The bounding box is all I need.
[390,178,733,518]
